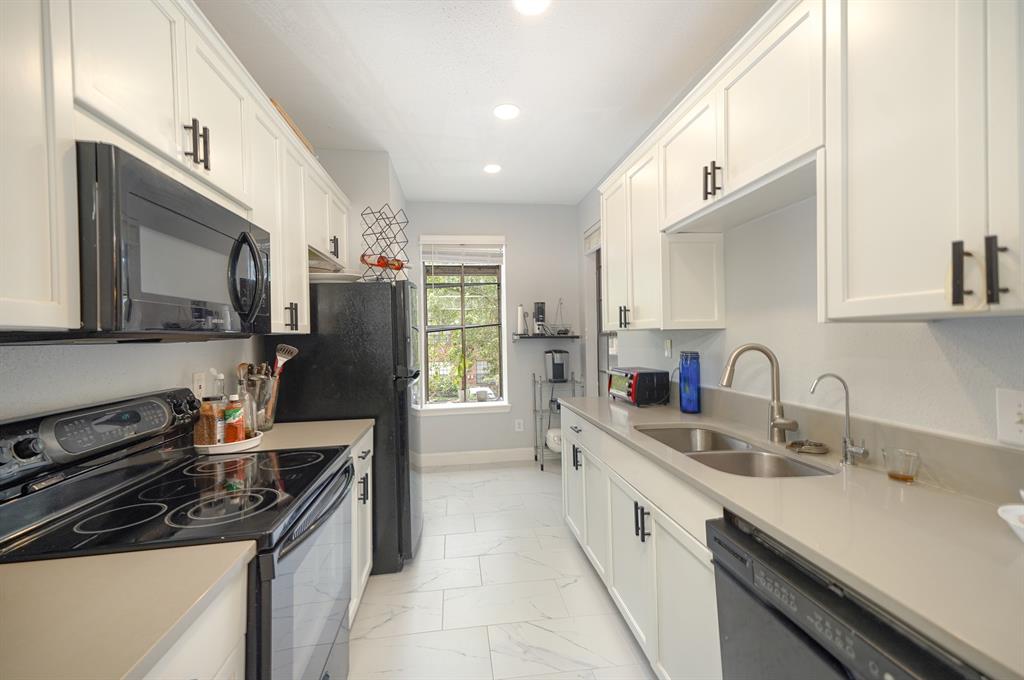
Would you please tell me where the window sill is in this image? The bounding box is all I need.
[412,402,511,417]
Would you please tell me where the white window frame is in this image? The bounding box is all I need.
[416,235,509,414]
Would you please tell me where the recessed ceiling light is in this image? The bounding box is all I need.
[493,103,521,120]
[514,0,550,16]
[483,164,502,174]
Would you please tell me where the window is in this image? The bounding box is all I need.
[422,240,505,406]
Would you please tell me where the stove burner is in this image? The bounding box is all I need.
[164,487,283,529]
[259,451,325,471]
[138,479,203,501]
[73,503,169,535]
[181,456,255,477]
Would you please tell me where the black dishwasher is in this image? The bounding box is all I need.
[707,515,980,680]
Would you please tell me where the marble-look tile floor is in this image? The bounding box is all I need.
[350,461,656,680]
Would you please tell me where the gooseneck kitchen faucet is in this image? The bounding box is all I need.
[810,372,869,465]
[720,343,798,444]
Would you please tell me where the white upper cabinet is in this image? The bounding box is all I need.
[625,150,662,329]
[281,145,310,334]
[0,0,79,331]
[718,0,823,193]
[662,234,726,330]
[70,0,185,161]
[303,168,332,257]
[183,23,248,203]
[601,176,629,332]
[823,0,996,319]
[659,94,720,228]
[328,194,349,264]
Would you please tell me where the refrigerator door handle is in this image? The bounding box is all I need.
[395,370,421,383]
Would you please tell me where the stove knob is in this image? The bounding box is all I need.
[170,399,187,415]
[186,395,201,412]
[13,437,44,460]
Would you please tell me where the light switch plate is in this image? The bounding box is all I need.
[664,338,672,358]
[192,372,207,400]
[996,388,1024,447]
[514,419,525,432]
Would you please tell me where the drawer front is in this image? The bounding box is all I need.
[353,428,374,477]
[561,408,601,456]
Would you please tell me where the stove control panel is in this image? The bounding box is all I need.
[0,389,199,492]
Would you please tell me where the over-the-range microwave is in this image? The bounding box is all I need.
[73,142,271,339]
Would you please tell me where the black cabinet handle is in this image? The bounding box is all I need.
[985,235,1010,304]
[702,164,711,200]
[184,118,200,165]
[359,473,369,504]
[285,302,299,330]
[622,307,630,328]
[951,241,974,305]
[639,505,651,542]
[200,126,210,170]
[571,445,580,470]
[569,425,582,434]
[617,305,624,328]
[359,448,371,460]
[633,500,640,537]
[709,160,722,196]
[330,235,340,258]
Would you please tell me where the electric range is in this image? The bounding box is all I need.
[0,389,356,680]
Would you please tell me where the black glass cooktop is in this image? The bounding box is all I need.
[0,447,348,563]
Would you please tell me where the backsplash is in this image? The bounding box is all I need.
[0,338,256,421]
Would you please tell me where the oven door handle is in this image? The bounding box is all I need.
[227,231,266,324]
[279,466,354,557]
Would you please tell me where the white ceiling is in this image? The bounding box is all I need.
[198,0,770,205]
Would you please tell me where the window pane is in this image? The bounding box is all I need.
[464,326,501,401]
[464,282,499,325]
[427,329,463,404]
[425,279,462,328]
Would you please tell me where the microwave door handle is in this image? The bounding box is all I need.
[243,231,266,323]
[227,234,246,318]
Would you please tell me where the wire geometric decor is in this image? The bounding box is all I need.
[359,203,410,282]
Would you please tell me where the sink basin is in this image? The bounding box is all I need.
[635,426,753,453]
[687,450,833,478]
[634,426,833,478]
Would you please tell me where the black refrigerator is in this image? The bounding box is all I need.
[265,280,422,574]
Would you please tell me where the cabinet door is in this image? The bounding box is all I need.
[658,94,719,229]
[601,176,629,332]
[304,169,332,256]
[70,0,185,160]
[328,193,349,265]
[608,474,657,660]
[625,151,661,329]
[651,507,722,680]
[563,443,585,541]
[581,450,610,582]
[825,0,989,319]
[281,145,310,333]
[719,0,823,193]
[661,234,725,329]
[986,0,1023,313]
[0,0,79,331]
[184,24,248,202]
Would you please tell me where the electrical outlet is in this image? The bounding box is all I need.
[996,388,1024,447]
[514,419,525,432]
[664,338,672,358]
[192,372,207,400]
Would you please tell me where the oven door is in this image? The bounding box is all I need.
[263,463,353,680]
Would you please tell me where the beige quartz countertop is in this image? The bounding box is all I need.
[0,541,255,680]
[560,397,1024,680]
[253,419,374,452]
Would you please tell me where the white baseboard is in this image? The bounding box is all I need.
[412,447,537,468]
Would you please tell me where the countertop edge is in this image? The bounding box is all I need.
[558,399,1021,680]
[125,540,257,680]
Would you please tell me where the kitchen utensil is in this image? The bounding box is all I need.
[997,504,1024,544]
[882,447,920,482]
[194,430,264,455]
[273,344,298,376]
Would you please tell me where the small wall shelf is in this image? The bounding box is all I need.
[513,334,580,342]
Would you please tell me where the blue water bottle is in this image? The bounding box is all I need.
[679,351,701,413]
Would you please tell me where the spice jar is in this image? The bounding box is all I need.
[195,397,226,446]
[224,393,246,443]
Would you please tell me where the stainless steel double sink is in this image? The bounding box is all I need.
[634,426,833,478]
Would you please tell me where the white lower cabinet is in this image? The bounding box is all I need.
[351,428,374,622]
[562,415,724,679]
[608,473,658,660]
[650,505,722,680]
[581,449,610,581]
[563,441,585,541]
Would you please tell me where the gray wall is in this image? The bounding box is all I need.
[594,196,1024,445]
[0,339,256,421]
[406,202,581,455]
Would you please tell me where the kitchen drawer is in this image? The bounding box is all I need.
[353,428,374,477]
[141,563,247,680]
[561,408,602,456]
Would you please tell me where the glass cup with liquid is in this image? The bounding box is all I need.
[882,448,920,483]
